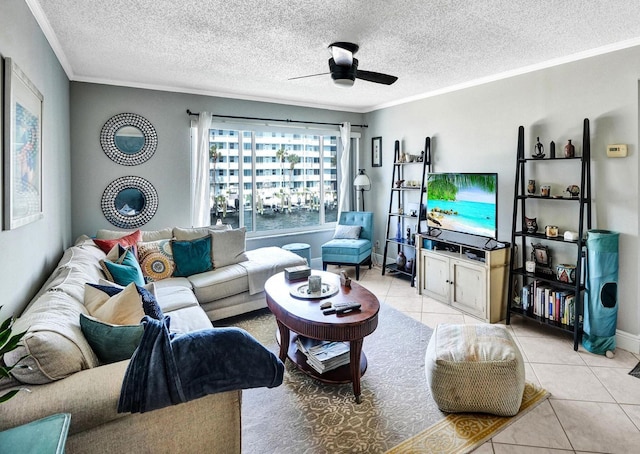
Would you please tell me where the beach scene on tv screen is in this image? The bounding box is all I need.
[427,174,497,238]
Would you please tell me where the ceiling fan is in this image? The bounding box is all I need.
[290,42,398,87]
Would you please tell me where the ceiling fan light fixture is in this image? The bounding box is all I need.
[332,77,355,87]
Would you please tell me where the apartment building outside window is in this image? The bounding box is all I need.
[207,126,351,235]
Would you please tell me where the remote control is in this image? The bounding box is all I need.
[336,302,361,314]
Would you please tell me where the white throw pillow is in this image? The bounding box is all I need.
[333,224,361,239]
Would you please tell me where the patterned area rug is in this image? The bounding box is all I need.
[221,304,548,453]
[629,362,640,379]
[385,382,549,453]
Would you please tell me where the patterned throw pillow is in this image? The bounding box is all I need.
[137,239,175,282]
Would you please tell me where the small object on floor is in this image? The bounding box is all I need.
[340,270,351,288]
[320,301,332,310]
[605,350,615,359]
[629,361,640,379]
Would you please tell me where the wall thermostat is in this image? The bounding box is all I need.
[607,144,627,158]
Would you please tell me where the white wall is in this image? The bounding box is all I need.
[0,0,71,319]
[363,46,640,340]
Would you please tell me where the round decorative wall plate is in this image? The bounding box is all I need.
[100,113,157,166]
[101,176,158,228]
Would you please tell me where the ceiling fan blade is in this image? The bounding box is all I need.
[288,72,330,81]
[356,70,398,85]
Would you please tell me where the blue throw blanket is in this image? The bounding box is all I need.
[118,316,284,413]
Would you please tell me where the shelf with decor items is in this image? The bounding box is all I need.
[417,231,510,323]
[382,137,431,286]
[506,118,592,351]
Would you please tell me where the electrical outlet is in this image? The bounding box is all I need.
[375,240,380,250]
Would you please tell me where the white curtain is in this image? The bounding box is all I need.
[337,122,351,218]
[191,112,212,227]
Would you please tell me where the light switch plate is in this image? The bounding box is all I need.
[607,144,627,158]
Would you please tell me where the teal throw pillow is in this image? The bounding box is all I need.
[100,248,145,286]
[80,313,144,364]
[171,235,213,277]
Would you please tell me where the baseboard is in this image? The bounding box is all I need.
[616,329,640,354]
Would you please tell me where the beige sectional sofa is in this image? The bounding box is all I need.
[0,227,305,453]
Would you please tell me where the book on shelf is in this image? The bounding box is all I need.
[520,280,575,325]
[296,337,350,374]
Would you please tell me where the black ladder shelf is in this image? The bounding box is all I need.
[382,137,432,286]
[506,119,592,350]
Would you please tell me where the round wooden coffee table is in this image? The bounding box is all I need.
[265,270,380,403]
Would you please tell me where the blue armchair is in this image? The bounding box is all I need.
[322,211,373,280]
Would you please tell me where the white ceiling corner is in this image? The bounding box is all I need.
[28,0,640,113]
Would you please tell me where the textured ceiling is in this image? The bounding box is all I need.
[29,0,640,112]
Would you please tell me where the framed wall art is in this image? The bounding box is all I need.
[3,57,44,230]
[372,136,382,167]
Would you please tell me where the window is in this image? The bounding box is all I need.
[206,126,349,234]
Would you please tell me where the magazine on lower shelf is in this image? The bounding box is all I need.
[296,337,350,374]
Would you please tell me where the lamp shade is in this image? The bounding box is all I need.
[353,170,371,189]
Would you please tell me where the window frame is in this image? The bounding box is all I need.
[203,121,359,238]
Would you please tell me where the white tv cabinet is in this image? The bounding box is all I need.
[417,231,510,323]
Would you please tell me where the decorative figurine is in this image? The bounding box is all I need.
[396,251,406,268]
[564,140,575,158]
[532,137,545,159]
[417,151,424,162]
[566,185,580,198]
[527,179,536,194]
[550,141,556,159]
[340,270,351,288]
[406,227,411,244]
[395,179,405,188]
[405,258,414,273]
[524,216,538,233]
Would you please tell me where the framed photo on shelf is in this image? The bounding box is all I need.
[531,243,554,276]
[372,136,382,167]
[3,57,44,230]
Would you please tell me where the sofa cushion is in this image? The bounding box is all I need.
[172,236,213,277]
[137,239,175,282]
[188,264,249,303]
[172,224,231,241]
[155,286,200,313]
[210,228,248,268]
[164,306,213,335]
[4,291,99,384]
[96,228,174,242]
[79,314,143,364]
[100,249,145,287]
[93,230,142,254]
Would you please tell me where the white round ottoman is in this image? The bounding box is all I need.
[425,323,525,416]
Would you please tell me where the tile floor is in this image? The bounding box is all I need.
[351,266,640,454]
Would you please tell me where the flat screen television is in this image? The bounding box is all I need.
[426,173,498,239]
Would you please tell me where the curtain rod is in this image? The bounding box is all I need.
[186,109,367,128]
